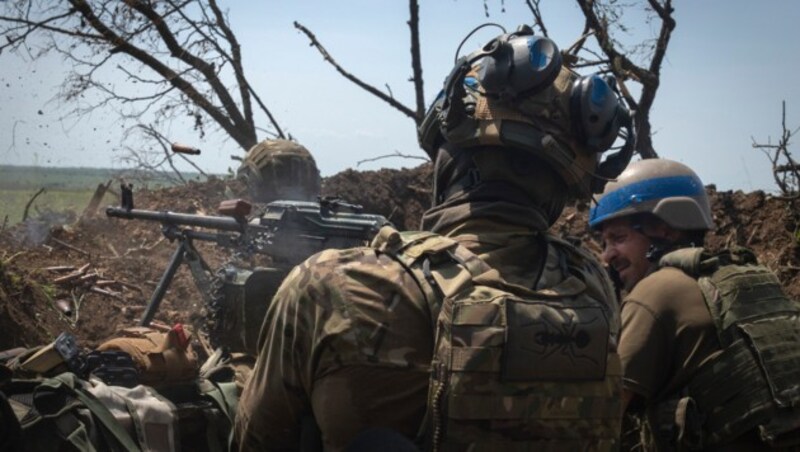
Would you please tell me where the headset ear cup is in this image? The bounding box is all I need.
[570,75,625,153]
[569,77,589,146]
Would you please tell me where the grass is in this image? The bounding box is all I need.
[0,188,96,226]
[0,165,209,227]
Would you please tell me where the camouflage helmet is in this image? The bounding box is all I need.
[418,25,634,199]
[237,139,321,203]
[589,158,714,231]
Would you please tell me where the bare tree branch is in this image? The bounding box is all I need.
[524,0,549,37]
[246,83,285,140]
[752,101,800,197]
[23,188,46,222]
[574,0,676,159]
[357,150,429,167]
[0,0,284,156]
[116,123,211,183]
[294,21,418,122]
[408,0,425,122]
[86,0,254,148]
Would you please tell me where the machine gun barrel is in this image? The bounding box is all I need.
[106,207,246,233]
[105,195,391,329]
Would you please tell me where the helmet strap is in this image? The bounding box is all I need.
[631,219,675,263]
[593,109,635,193]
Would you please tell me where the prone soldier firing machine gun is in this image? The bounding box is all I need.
[106,184,390,354]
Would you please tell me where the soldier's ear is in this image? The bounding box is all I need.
[640,218,678,243]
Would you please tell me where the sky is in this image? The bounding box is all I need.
[1,0,799,192]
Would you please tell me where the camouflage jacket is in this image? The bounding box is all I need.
[234,222,619,451]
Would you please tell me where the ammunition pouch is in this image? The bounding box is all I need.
[97,326,197,387]
[207,266,288,354]
[646,393,704,451]
[84,350,140,388]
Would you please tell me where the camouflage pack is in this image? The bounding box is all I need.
[1,370,238,452]
[372,226,622,451]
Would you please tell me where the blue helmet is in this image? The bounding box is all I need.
[589,158,714,231]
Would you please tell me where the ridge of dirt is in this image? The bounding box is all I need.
[1,165,798,351]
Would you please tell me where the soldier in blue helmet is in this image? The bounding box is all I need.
[591,158,800,451]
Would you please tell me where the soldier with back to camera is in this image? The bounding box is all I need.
[235,24,636,451]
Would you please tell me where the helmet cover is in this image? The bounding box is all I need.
[418,25,634,199]
[237,139,321,203]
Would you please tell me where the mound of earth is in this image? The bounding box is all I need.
[1,165,798,352]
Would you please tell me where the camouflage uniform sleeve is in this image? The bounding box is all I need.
[234,262,317,451]
[234,245,433,450]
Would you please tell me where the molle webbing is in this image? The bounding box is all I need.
[699,265,797,345]
[686,338,775,444]
[432,283,622,451]
[372,226,622,451]
[658,248,800,447]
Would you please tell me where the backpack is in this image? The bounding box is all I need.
[372,226,622,451]
[0,370,238,452]
[656,247,800,448]
[0,323,240,452]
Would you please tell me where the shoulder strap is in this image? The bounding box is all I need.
[198,378,238,423]
[374,226,602,302]
[659,247,760,279]
[197,379,239,452]
[371,225,488,310]
[42,373,141,452]
[658,248,709,278]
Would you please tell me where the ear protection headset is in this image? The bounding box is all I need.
[472,25,563,101]
[569,74,634,192]
[418,24,635,194]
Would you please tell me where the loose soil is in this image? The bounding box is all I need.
[1,165,798,351]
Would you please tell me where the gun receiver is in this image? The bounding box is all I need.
[105,192,390,329]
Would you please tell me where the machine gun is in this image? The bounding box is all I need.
[106,185,390,353]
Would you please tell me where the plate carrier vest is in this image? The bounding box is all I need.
[372,226,622,451]
[654,247,800,449]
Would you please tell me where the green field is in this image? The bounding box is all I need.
[0,188,95,225]
[0,165,206,226]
